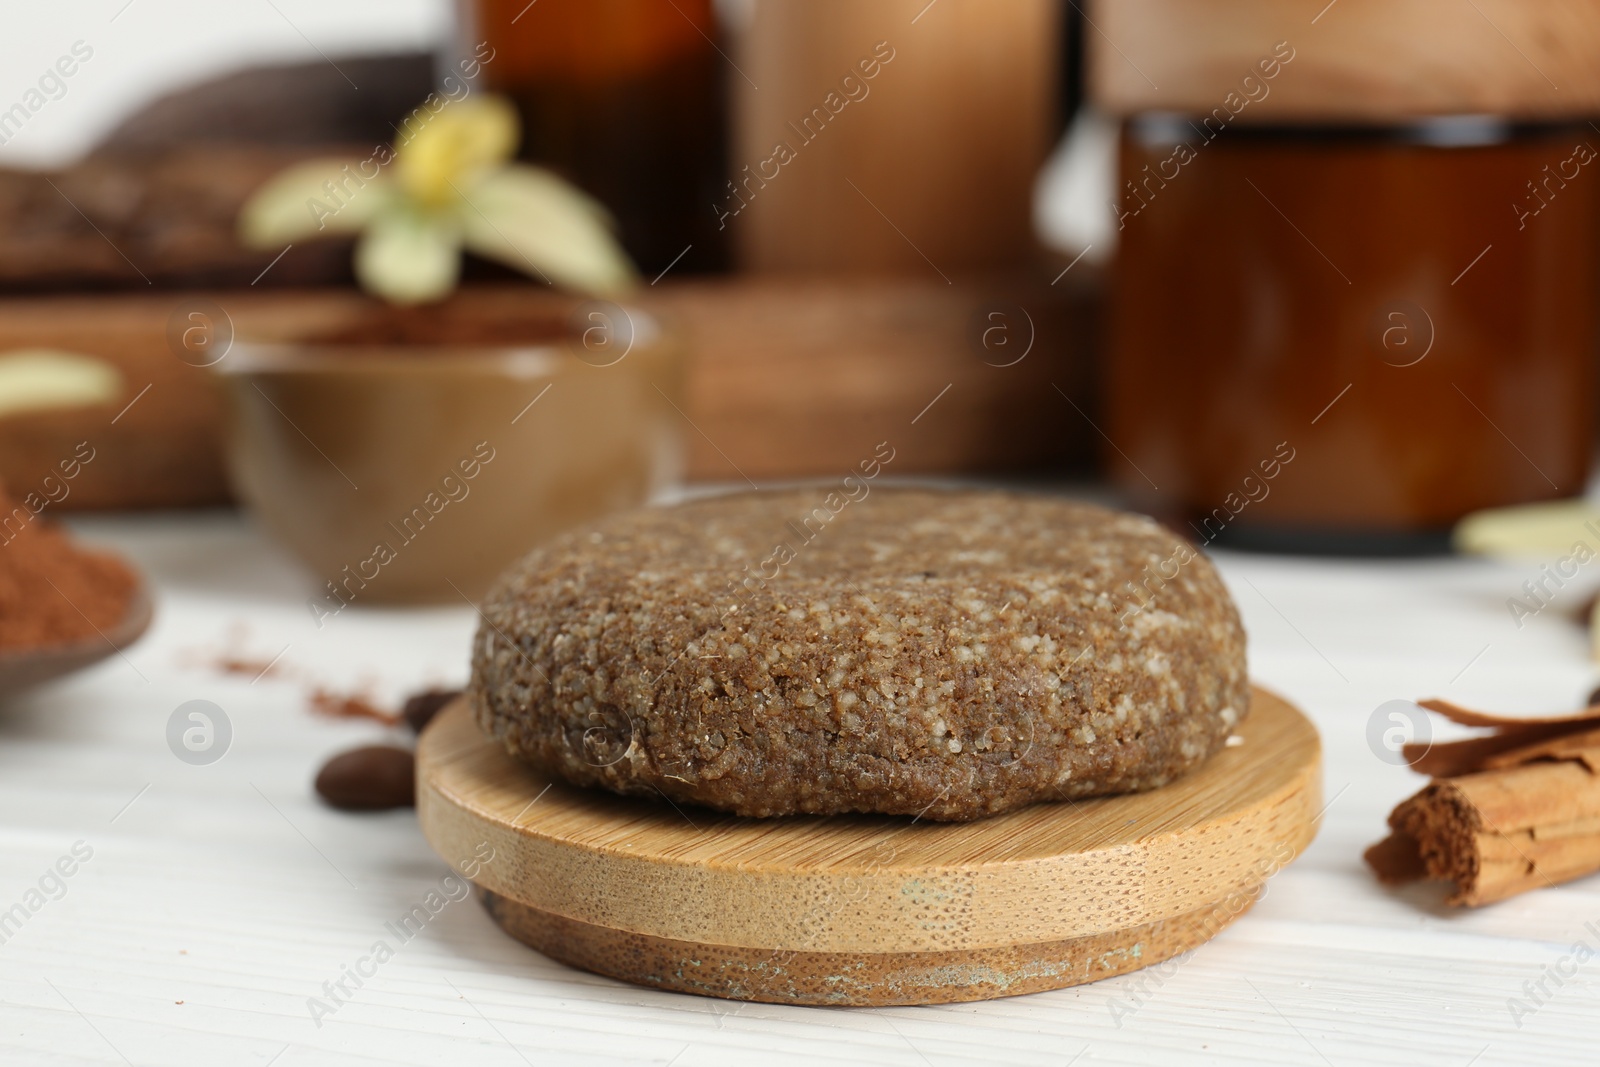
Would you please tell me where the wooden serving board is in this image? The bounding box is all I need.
[0,277,1096,511]
[417,687,1320,1006]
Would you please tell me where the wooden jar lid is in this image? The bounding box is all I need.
[417,687,1321,1005]
[1089,0,1600,121]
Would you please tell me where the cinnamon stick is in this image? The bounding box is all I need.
[1367,699,1600,906]
[1401,698,1600,777]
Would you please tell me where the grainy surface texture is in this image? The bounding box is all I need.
[471,489,1248,820]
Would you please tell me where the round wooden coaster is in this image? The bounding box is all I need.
[418,686,1320,1006]
[477,887,1266,1006]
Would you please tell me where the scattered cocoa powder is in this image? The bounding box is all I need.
[308,687,402,727]
[0,485,137,651]
[177,624,450,808]
[212,654,288,680]
[183,630,460,734]
[180,624,295,681]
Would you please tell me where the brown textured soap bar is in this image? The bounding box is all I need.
[471,488,1248,821]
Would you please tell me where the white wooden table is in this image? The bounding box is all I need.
[3,503,1595,1066]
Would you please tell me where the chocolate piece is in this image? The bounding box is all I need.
[471,488,1248,821]
[314,745,416,811]
[308,688,400,727]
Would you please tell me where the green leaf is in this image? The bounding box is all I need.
[456,165,637,296]
[353,209,463,305]
[239,160,393,247]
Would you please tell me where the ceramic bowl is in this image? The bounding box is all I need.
[215,296,683,606]
[0,585,152,699]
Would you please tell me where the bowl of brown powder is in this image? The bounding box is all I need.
[0,484,150,697]
[215,292,683,605]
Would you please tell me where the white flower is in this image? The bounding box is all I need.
[239,95,636,304]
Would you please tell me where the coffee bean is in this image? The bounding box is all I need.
[315,745,415,811]
[403,687,463,734]
[1587,684,1600,710]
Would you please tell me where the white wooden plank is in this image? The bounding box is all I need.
[0,510,1593,1065]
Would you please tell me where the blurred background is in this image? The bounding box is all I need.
[4,0,1598,600]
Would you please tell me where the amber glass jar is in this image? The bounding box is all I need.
[1107,116,1600,553]
[471,0,728,275]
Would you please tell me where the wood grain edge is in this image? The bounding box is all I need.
[417,688,1322,953]
[481,884,1262,1006]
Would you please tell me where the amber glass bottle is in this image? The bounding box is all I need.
[1108,118,1600,554]
[472,0,729,275]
